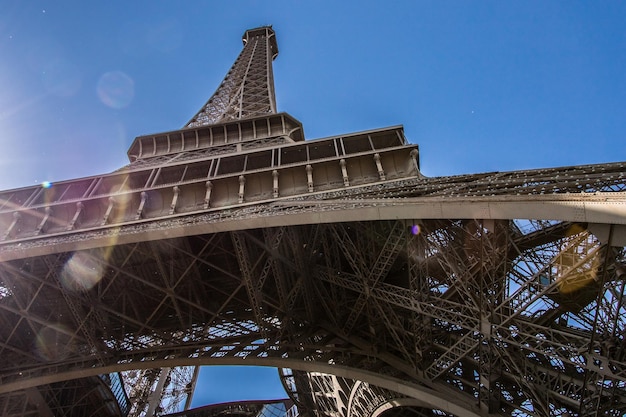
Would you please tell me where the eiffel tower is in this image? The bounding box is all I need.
[1,25,626,417]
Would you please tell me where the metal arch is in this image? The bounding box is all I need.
[0,357,487,417]
[2,187,625,263]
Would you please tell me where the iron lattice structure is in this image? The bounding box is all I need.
[1,26,626,417]
[186,26,278,127]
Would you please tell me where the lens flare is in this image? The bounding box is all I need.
[36,324,73,361]
[61,252,104,292]
[410,224,421,235]
[97,71,135,109]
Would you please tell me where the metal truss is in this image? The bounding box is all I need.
[1,214,625,416]
[279,369,456,417]
[1,25,626,417]
[185,26,278,127]
[122,366,196,416]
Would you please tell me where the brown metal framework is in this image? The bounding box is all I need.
[185,27,278,127]
[1,26,626,417]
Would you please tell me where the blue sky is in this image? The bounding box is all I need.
[1,0,626,410]
[190,366,286,408]
[1,1,625,192]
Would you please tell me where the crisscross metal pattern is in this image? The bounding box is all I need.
[186,27,277,127]
[1,215,626,416]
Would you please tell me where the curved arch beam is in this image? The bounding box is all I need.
[0,357,487,417]
[2,192,624,261]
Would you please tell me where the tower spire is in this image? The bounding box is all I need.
[186,26,279,127]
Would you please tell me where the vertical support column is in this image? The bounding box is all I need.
[306,164,314,192]
[272,170,279,198]
[136,192,147,220]
[374,153,386,181]
[238,175,246,204]
[340,159,350,187]
[204,181,213,209]
[169,186,180,215]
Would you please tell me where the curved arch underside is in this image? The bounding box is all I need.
[0,358,482,417]
[2,190,625,264]
[0,215,625,416]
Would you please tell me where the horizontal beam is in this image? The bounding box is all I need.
[2,192,625,261]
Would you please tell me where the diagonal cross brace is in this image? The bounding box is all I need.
[342,221,406,334]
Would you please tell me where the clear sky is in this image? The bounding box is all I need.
[1,0,626,411]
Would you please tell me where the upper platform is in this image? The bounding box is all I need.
[127,112,304,164]
[244,26,278,59]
